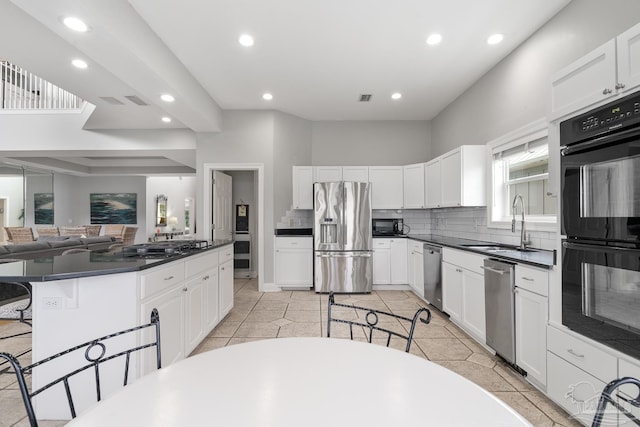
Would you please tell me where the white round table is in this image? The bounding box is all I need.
[65,338,532,426]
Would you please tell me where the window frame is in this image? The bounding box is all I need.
[486,118,557,231]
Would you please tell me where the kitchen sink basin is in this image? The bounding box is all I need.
[463,244,539,254]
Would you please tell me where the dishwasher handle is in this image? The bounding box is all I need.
[481,265,506,275]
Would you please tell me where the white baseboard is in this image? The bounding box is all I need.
[372,284,411,291]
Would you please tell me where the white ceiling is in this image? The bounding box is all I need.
[1,0,572,174]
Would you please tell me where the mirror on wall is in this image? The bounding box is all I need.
[156,194,167,226]
[184,197,194,235]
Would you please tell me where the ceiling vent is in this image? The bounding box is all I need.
[124,95,148,106]
[359,94,372,102]
[99,96,124,105]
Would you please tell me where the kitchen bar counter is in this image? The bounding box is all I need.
[0,239,233,282]
[375,234,555,268]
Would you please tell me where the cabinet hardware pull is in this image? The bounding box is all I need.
[616,82,626,90]
[602,88,613,95]
[182,287,188,292]
[203,275,209,280]
[521,277,534,281]
[456,268,463,273]
[567,349,584,358]
[164,275,174,281]
[480,266,505,275]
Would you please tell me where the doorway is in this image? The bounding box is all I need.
[203,163,264,291]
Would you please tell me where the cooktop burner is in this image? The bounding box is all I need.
[122,240,209,257]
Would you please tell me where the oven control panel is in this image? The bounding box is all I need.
[560,91,640,146]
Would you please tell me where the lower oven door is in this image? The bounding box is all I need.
[562,239,640,359]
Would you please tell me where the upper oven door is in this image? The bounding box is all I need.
[561,127,640,242]
[562,240,640,359]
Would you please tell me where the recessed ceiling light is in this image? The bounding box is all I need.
[71,59,88,69]
[262,93,273,101]
[160,94,175,103]
[238,34,255,47]
[391,92,402,100]
[426,34,442,46]
[161,117,172,123]
[487,34,504,45]
[63,16,88,32]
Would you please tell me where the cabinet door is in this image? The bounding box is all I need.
[373,248,391,285]
[184,276,204,355]
[617,22,640,94]
[403,163,425,209]
[275,248,313,286]
[411,250,424,298]
[219,260,234,319]
[140,287,185,371]
[369,166,404,209]
[440,150,462,207]
[515,288,547,387]
[204,268,220,332]
[314,166,342,182]
[292,166,313,209]
[442,262,462,323]
[425,160,441,208]
[342,166,369,182]
[389,239,408,284]
[550,39,616,119]
[461,269,485,342]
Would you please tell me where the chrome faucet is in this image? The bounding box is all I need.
[512,194,531,250]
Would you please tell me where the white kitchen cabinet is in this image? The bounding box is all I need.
[389,238,408,284]
[342,166,369,182]
[204,268,219,332]
[274,237,313,287]
[314,166,342,182]
[515,288,547,387]
[407,240,423,297]
[184,275,205,355]
[219,259,234,319]
[425,159,441,208]
[442,248,486,342]
[373,238,407,285]
[551,22,640,119]
[425,146,486,208]
[141,285,185,368]
[373,239,391,285]
[368,166,404,209]
[403,163,425,209]
[292,166,313,209]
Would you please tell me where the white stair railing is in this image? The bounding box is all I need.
[1,61,83,110]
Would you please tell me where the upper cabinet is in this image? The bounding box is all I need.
[425,146,486,208]
[292,166,313,210]
[551,22,640,119]
[341,166,369,182]
[314,166,343,182]
[369,166,404,209]
[403,163,425,209]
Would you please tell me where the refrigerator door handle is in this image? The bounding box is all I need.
[316,252,373,258]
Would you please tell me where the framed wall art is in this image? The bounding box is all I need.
[34,193,54,224]
[90,193,137,224]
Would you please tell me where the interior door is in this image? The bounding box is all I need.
[212,171,232,240]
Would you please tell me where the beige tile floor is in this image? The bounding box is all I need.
[0,278,582,426]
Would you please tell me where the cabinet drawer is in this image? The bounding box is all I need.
[515,265,548,296]
[275,237,313,250]
[442,248,485,275]
[547,351,605,426]
[140,263,185,300]
[185,251,219,277]
[218,245,234,264]
[373,239,391,249]
[408,240,423,254]
[547,326,617,382]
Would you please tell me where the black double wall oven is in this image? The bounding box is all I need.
[561,90,640,359]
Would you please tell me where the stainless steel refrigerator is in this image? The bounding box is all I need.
[314,181,373,293]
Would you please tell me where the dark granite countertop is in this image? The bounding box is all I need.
[274,228,313,236]
[0,240,234,282]
[375,234,555,268]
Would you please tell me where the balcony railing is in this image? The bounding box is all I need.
[1,61,83,110]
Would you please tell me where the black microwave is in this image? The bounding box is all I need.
[372,218,403,236]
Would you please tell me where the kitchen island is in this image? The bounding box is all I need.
[0,240,233,420]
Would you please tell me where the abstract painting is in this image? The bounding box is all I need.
[34,193,54,224]
[90,193,137,224]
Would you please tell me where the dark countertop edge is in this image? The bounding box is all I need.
[274,228,313,236]
[378,234,555,269]
[0,240,234,282]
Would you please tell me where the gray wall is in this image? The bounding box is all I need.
[431,0,640,156]
[311,120,431,165]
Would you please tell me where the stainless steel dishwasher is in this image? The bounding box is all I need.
[423,243,442,311]
[483,258,516,364]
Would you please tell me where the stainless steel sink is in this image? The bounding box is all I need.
[463,244,539,254]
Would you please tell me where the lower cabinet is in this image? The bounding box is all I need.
[442,248,485,342]
[141,286,185,368]
[408,240,424,297]
[184,275,205,355]
[274,237,313,287]
[373,238,407,285]
[219,259,234,319]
